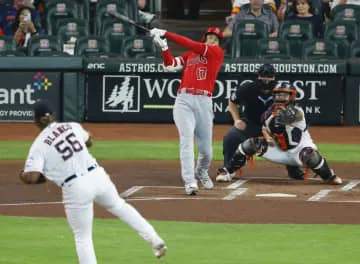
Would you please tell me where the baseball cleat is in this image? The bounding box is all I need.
[195,171,214,189]
[329,175,342,185]
[153,243,168,259]
[216,168,234,182]
[326,169,342,185]
[185,182,199,195]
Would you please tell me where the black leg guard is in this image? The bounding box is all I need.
[299,147,334,181]
[226,137,267,174]
[222,127,247,168]
[227,147,247,174]
[286,165,304,180]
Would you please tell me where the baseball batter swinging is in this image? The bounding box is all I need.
[20,100,167,263]
[216,83,343,185]
[150,27,224,195]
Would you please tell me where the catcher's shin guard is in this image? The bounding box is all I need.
[226,137,267,173]
[226,144,248,173]
[299,147,341,183]
[286,165,305,180]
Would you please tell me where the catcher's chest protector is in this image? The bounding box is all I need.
[263,108,302,151]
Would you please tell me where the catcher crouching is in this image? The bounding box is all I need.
[216,82,342,185]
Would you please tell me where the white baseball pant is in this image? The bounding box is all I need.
[62,166,164,264]
[173,92,214,185]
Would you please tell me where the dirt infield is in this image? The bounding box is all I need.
[0,123,359,224]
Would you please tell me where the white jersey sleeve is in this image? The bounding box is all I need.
[70,122,89,143]
[24,140,45,173]
[291,106,307,131]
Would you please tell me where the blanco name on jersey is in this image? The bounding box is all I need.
[24,122,97,186]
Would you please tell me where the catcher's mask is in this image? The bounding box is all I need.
[201,27,223,44]
[272,83,297,105]
[257,63,276,92]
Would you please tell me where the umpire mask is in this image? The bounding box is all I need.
[256,77,277,94]
[257,63,276,94]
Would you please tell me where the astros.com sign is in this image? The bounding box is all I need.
[224,63,338,74]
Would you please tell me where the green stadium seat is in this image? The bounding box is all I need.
[332,4,360,24]
[324,20,358,59]
[280,20,314,58]
[94,0,128,35]
[0,36,16,52]
[351,40,360,58]
[302,39,338,60]
[45,1,78,35]
[123,0,139,22]
[75,36,110,57]
[44,0,89,20]
[103,19,135,54]
[56,18,89,44]
[74,0,90,20]
[122,36,159,58]
[255,38,290,59]
[231,19,268,58]
[27,36,62,56]
[0,50,26,56]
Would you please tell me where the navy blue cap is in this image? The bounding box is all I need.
[33,100,54,119]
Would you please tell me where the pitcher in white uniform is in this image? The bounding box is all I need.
[20,100,167,264]
[216,83,343,185]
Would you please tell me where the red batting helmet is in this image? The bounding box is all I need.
[201,27,223,42]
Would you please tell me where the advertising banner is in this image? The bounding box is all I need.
[86,73,343,125]
[0,72,61,121]
[85,59,347,74]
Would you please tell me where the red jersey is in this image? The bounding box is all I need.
[162,32,224,94]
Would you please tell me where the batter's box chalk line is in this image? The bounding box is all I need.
[0,201,64,206]
[307,189,332,202]
[341,180,360,192]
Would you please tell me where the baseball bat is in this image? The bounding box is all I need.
[108,11,150,32]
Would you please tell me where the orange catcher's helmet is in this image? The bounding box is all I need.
[201,27,223,42]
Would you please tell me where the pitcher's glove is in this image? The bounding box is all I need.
[19,170,46,184]
[275,104,298,125]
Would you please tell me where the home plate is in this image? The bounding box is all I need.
[256,193,297,198]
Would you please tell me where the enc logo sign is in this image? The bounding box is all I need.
[102,75,140,113]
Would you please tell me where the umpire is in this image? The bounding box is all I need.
[218,63,304,180]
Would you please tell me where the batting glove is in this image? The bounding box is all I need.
[153,35,168,51]
[150,28,167,37]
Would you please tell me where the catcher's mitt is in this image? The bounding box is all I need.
[275,104,298,125]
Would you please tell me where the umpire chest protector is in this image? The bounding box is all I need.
[230,81,273,125]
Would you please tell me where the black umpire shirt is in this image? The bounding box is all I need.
[229,81,273,126]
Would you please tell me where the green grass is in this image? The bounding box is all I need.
[0,215,359,264]
[1,140,360,162]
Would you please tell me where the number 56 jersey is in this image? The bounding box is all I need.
[24,122,97,186]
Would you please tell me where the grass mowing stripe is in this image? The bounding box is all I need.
[0,216,359,264]
[0,141,359,162]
